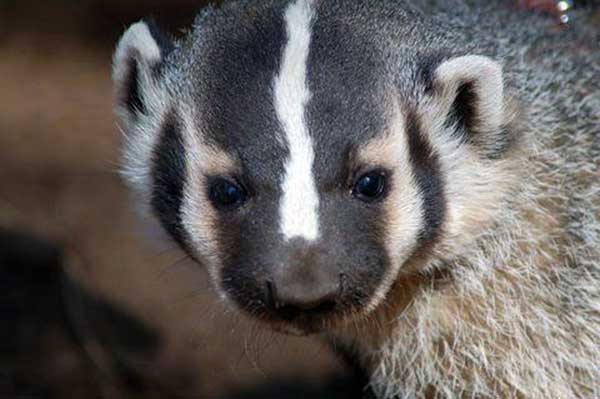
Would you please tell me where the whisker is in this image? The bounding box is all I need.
[155,253,193,281]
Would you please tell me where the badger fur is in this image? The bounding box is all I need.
[112,1,600,398]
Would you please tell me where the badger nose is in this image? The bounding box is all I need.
[267,265,341,320]
[267,271,340,318]
[267,239,341,319]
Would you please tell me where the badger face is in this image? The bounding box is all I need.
[114,1,513,334]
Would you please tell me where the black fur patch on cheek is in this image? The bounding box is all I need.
[406,111,446,248]
[150,111,189,250]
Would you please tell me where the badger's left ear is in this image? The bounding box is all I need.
[431,55,513,156]
[112,20,173,127]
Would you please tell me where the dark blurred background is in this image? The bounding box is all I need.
[0,1,360,398]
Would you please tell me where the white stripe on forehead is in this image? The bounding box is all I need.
[274,0,320,242]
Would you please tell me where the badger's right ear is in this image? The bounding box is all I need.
[427,55,515,158]
[112,20,173,126]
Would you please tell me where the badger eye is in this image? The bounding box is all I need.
[209,178,246,209]
[352,171,386,201]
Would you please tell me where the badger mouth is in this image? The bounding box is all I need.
[263,308,349,336]
[232,283,372,336]
[266,298,339,335]
[221,258,383,335]
[256,273,376,335]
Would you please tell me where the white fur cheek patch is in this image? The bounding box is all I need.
[178,110,237,287]
[357,107,424,313]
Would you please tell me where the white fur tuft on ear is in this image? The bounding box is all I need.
[112,21,169,125]
[113,22,162,83]
[434,55,505,138]
[113,21,173,216]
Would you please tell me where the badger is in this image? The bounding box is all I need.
[112,0,600,397]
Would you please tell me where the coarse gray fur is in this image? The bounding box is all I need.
[113,1,600,398]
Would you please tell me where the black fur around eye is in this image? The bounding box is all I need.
[352,171,386,201]
[209,178,246,209]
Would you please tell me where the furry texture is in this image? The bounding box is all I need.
[357,104,425,313]
[113,21,171,219]
[275,0,321,242]
[333,3,600,398]
[113,2,599,398]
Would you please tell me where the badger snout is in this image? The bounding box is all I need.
[265,239,341,322]
[219,228,387,334]
[266,270,340,320]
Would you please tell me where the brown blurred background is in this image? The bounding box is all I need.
[0,2,359,398]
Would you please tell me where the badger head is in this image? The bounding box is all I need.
[113,1,519,334]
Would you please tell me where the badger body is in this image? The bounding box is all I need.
[113,1,600,398]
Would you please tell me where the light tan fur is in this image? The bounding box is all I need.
[332,61,599,398]
[358,99,425,314]
[179,105,238,286]
[113,7,599,398]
